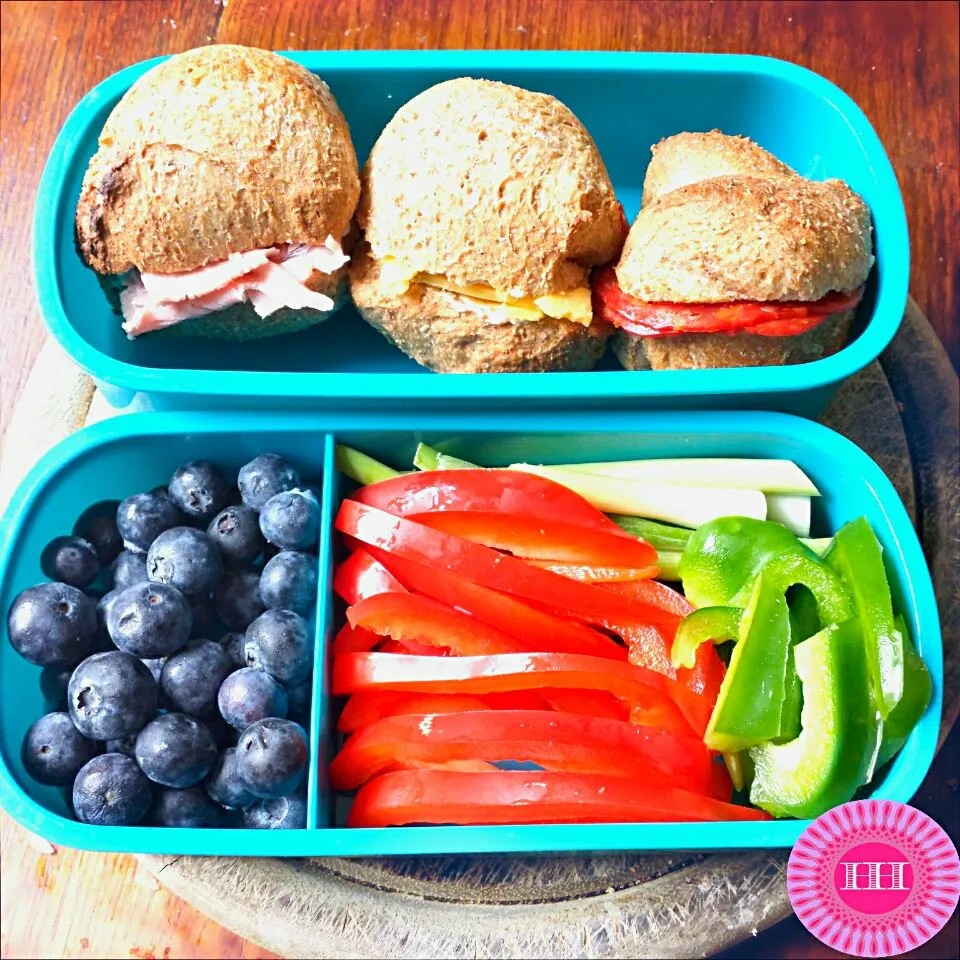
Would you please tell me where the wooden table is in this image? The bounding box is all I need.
[0,1,957,957]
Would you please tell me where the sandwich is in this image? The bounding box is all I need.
[593,132,874,370]
[75,45,360,340]
[349,78,625,373]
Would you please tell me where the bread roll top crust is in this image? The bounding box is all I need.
[357,78,623,300]
[76,45,360,275]
[618,132,874,303]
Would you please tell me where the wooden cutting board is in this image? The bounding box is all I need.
[2,300,957,959]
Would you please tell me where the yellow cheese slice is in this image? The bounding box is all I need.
[377,258,593,326]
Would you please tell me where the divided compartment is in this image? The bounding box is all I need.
[0,410,942,855]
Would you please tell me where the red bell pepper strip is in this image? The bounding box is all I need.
[329,710,716,794]
[411,511,657,567]
[333,624,383,656]
[366,547,626,661]
[348,770,773,826]
[336,501,681,636]
[710,758,735,803]
[346,593,526,656]
[603,579,694,618]
[378,639,449,656]
[538,688,629,721]
[351,469,631,538]
[334,549,405,605]
[332,652,701,738]
[338,690,552,733]
[526,560,660,582]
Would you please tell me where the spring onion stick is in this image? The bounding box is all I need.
[550,458,819,496]
[335,445,401,486]
[609,515,694,551]
[509,464,767,528]
[413,443,480,472]
[766,494,812,537]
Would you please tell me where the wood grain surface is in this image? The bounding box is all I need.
[0,1,958,959]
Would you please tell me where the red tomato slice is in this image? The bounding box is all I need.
[351,469,630,538]
[593,266,864,337]
[367,547,625,660]
[332,651,702,739]
[336,501,681,636]
[334,549,406,605]
[411,511,656,567]
[329,710,715,794]
[346,593,525,657]
[338,690,551,734]
[348,770,772,826]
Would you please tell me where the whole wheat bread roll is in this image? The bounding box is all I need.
[613,132,873,370]
[76,45,360,276]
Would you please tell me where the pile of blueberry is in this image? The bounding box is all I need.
[6,454,321,829]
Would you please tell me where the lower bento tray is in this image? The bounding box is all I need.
[0,402,942,857]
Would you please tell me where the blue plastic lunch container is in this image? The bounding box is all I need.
[0,410,942,856]
[34,51,908,415]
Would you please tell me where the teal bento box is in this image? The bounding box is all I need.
[0,410,941,856]
[35,51,908,415]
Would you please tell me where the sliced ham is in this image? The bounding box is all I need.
[120,236,347,338]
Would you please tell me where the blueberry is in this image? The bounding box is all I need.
[244,793,307,830]
[105,734,138,758]
[238,454,299,512]
[106,581,192,657]
[73,500,123,565]
[149,786,222,827]
[259,551,318,616]
[244,610,313,685]
[285,679,313,727]
[214,569,264,631]
[93,589,121,652]
[116,492,183,554]
[207,505,264,566]
[111,550,148,591]
[40,665,73,709]
[40,536,101,589]
[161,640,233,717]
[205,747,257,809]
[259,490,320,551]
[235,718,308,799]
[217,632,247,669]
[189,594,220,637]
[147,527,223,598]
[135,713,218,788]
[68,651,158,740]
[7,582,96,667]
[140,657,166,684]
[217,668,288,732]
[168,461,230,521]
[21,712,97,785]
[72,753,152,826]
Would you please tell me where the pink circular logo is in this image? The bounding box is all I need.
[788,800,960,957]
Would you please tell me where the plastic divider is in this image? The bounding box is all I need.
[306,432,338,830]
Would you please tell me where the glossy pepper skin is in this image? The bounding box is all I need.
[704,575,793,753]
[348,770,773,827]
[824,517,903,720]
[749,618,880,819]
[679,517,852,624]
[671,606,741,670]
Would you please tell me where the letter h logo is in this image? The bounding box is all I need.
[841,861,909,891]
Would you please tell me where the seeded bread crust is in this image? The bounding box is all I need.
[349,243,612,373]
[357,77,623,300]
[76,45,360,276]
[613,310,854,371]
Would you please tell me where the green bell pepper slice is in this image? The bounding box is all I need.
[680,517,852,624]
[777,594,822,744]
[824,517,903,719]
[749,618,880,819]
[704,574,792,753]
[875,616,932,769]
[671,606,741,670]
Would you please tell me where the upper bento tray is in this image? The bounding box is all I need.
[35,51,908,410]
